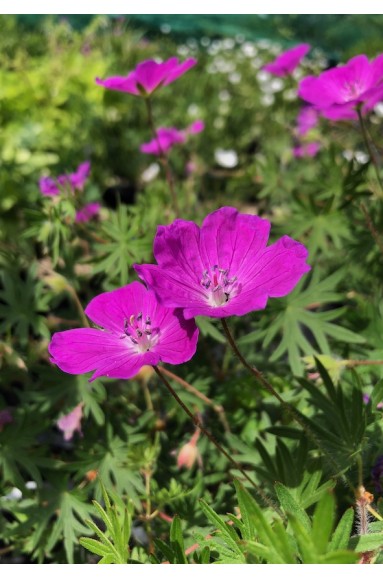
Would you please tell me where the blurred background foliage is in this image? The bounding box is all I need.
[1,14,383,563]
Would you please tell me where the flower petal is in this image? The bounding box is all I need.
[153,309,199,365]
[199,207,271,274]
[84,281,147,333]
[49,328,154,380]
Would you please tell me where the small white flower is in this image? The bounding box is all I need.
[215,148,238,168]
[141,163,160,183]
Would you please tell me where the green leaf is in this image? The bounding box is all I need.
[328,508,354,552]
[199,499,243,558]
[349,533,383,552]
[170,516,188,564]
[275,483,311,533]
[371,379,383,408]
[311,492,335,554]
[79,537,112,557]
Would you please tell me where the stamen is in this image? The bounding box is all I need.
[200,264,238,307]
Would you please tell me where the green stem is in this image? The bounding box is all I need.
[221,319,354,491]
[153,365,282,516]
[359,201,383,258]
[144,98,180,217]
[357,107,383,194]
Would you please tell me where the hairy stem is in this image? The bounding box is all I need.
[153,365,282,515]
[160,366,231,433]
[144,98,180,217]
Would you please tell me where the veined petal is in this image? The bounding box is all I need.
[134,264,206,309]
[199,207,271,273]
[49,328,149,380]
[153,220,205,283]
[154,309,199,365]
[240,236,310,298]
[85,282,147,333]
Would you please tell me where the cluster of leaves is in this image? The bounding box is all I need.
[1,15,383,565]
[81,480,383,564]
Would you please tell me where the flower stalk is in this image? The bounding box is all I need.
[153,365,282,516]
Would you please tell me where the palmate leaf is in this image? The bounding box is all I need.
[9,477,93,563]
[92,204,152,286]
[282,193,351,256]
[70,432,145,508]
[240,268,365,375]
[0,264,51,344]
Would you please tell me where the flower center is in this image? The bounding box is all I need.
[121,313,159,353]
[200,265,238,307]
[342,80,364,102]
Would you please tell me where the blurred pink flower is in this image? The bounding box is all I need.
[0,409,13,432]
[140,120,204,156]
[298,54,383,119]
[293,142,321,158]
[57,402,84,441]
[39,161,91,196]
[296,107,318,136]
[96,57,197,97]
[186,120,205,134]
[177,430,202,470]
[75,202,101,223]
[140,127,185,155]
[263,43,310,76]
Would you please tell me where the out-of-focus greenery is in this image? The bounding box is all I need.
[1,15,383,564]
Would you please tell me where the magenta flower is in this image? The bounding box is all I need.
[296,107,318,136]
[135,207,310,319]
[39,161,91,196]
[57,402,84,441]
[96,57,197,97]
[75,202,101,223]
[49,282,199,382]
[298,54,383,118]
[140,120,205,156]
[293,142,321,158]
[140,127,186,155]
[263,44,310,77]
[186,120,205,135]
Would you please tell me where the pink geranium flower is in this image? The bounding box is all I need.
[49,282,199,382]
[135,207,310,319]
[298,54,383,119]
[57,402,84,441]
[140,127,186,155]
[39,161,91,196]
[263,44,310,77]
[75,202,101,223]
[296,107,318,136]
[293,142,321,158]
[140,120,205,156]
[96,57,197,97]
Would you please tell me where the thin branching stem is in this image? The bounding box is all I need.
[221,318,355,491]
[153,365,283,516]
[160,366,231,433]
